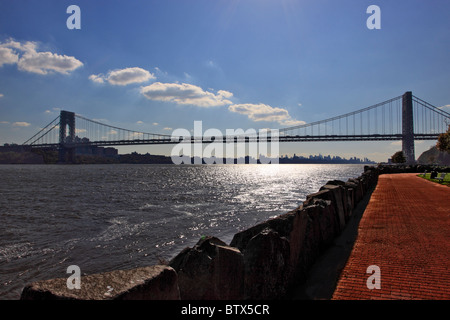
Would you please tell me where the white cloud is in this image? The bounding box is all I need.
[107,67,155,85]
[1,39,37,53]
[163,127,172,130]
[128,132,142,138]
[89,74,105,84]
[217,90,233,99]
[281,118,307,126]
[205,59,221,70]
[136,121,144,124]
[154,67,168,77]
[0,47,19,66]
[439,104,450,113]
[152,122,159,126]
[13,121,31,127]
[228,103,305,126]
[140,82,233,107]
[90,67,155,86]
[0,39,83,75]
[0,93,4,98]
[0,121,9,124]
[390,140,425,149]
[390,141,402,147]
[18,51,83,75]
[44,107,62,115]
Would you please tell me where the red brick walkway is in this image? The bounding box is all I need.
[332,173,450,300]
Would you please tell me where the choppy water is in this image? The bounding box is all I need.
[0,164,365,299]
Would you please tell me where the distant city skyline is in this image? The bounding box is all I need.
[1,0,449,162]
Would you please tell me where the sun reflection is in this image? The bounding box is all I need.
[253,163,282,176]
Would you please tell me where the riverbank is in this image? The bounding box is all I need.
[19,164,449,300]
[0,150,375,165]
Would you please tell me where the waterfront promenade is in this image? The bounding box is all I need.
[332,173,450,300]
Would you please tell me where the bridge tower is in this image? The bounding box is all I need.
[402,91,415,164]
[58,110,76,163]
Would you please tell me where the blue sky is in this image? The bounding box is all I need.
[0,0,449,162]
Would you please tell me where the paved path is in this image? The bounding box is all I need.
[332,173,450,300]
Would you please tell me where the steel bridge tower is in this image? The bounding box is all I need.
[58,110,76,163]
[402,91,415,164]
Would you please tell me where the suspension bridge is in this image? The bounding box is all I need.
[22,92,450,163]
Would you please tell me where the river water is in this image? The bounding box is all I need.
[0,163,366,299]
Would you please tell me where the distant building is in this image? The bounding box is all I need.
[75,145,118,157]
[103,147,118,157]
[0,144,32,153]
[1,143,118,158]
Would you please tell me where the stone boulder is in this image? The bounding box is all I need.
[325,180,346,186]
[346,180,362,205]
[292,200,338,282]
[307,198,338,249]
[323,180,354,220]
[231,207,305,286]
[230,207,300,252]
[169,236,244,300]
[230,200,337,297]
[20,265,180,300]
[319,184,349,222]
[304,187,346,233]
[239,228,290,299]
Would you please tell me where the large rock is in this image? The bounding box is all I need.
[230,200,337,296]
[346,180,361,205]
[325,179,346,187]
[320,184,349,222]
[230,207,304,286]
[284,207,309,284]
[169,236,244,300]
[240,228,290,299]
[349,177,367,202]
[307,198,338,249]
[230,208,299,252]
[359,169,378,193]
[277,201,336,284]
[304,187,346,233]
[20,265,180,300]
[323,180,354,220]
[293,200,338,282]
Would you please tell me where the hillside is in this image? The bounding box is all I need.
[417,146,450,165]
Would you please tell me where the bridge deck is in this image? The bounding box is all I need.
[28,134,439,149]
[332,173,450,300]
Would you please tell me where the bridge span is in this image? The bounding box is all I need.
[23,92,450,163]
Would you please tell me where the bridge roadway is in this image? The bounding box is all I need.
[29,133,439,149]
[332,173,450,300]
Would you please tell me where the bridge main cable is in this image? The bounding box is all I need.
[278,95,403,133]
[22,115,60,145]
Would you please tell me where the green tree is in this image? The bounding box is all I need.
[391,151,406,164]
[436,124,450,153]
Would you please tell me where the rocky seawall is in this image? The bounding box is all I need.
[20,164,445,300]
